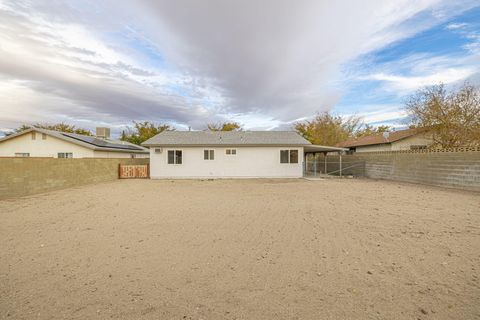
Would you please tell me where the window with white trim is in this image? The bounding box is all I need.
[204,149,214,160]
[410,145,427,150]
[226,149,236,155]
[58,152,73,158]
[280,150,298,163]
[15,153,30,157]
[168,150,182,164]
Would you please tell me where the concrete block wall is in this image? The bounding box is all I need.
[318,151,480,192]
[0,158,149,199]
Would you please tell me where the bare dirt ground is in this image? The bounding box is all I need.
[1,179,479,320]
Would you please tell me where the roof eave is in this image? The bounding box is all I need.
[92,147,149,153]
[0,128,35,142]
[343,141,391,148]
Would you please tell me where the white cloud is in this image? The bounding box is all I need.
[446,22,468,30]
[367,68,476,91]
[0,0,478,132]
[339,104,407,127]
[361,110,407,125]
[133,0,478,119]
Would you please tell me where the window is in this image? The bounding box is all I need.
[167,150,182,164]
[410,145,427,150]
[226,149,236,155]
[280,150,289,163]
[42,133,47,140]
[15,153,30,157]
[31,132,36,140]
[58,152,73,158]
[204,149,214,160]
[280,150,299,164]
[289,150,298,163]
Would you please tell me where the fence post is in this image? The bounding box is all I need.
[324,152,327,175]
[339,153,342,177]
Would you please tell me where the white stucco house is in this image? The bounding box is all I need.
[142,131,344,179]
[0,127,149,158]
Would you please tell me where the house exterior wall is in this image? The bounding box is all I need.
[0,132,94,158]
[149,146,304,178]
[355,143,392,153]
[391,133,434,150]
[93,151,150,158]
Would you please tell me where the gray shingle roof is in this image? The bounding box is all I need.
[142,131,311,146]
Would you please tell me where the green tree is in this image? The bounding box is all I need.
[405,83,480,148]
[206,122,242,131]
[294,112,362,145]
[120,121,173,145]
[356,124,391,138]
[13,124,32,133]
[14,122,92,135]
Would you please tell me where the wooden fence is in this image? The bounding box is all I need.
[118,164,149,179]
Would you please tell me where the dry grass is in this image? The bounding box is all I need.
[1,179,479,319]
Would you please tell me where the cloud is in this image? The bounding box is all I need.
[134,0,477,120]
[0,2,224,131]
[0,0,478,133]
[367,68,477,91]
[446,22,468,30]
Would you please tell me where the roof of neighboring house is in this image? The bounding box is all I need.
[142,131,311,147]
[336,128,427,148]
[0,127,149,153]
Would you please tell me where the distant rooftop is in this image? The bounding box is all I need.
[142,131,311,146]
[336,127,428,148]
[0,127,149,153]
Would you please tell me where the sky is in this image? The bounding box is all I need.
[0,0,479,136]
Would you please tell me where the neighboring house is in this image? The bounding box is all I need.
[142,131,343,179]
[0,127,149,158]
[336,128,434,153]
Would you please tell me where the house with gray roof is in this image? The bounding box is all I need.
[142,131,344,178]
[0,127,149,158]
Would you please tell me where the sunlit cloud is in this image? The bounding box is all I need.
[0,0,479,134]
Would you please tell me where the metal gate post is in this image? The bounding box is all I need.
[324,152,327,175]
[339,152,343,177]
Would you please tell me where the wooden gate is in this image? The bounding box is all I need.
[118,164,149,179]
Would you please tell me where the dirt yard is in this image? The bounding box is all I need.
[0,179,479,320]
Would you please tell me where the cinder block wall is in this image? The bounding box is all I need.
[0,158,149,199]
[317,151,480,192]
